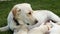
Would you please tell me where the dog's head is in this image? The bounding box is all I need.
[12,3,38,25]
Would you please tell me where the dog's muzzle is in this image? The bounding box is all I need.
[26,20,38,25]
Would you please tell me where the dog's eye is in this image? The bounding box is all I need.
[28,12,31,15]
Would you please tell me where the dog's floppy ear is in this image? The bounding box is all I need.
[12,7,17,16]
[12,5,21,17]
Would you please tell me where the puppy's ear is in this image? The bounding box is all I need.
[12,7,17,16]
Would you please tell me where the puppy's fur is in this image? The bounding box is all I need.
[0,3,36,32]
[28,22,52,34]
[49,21,60,34]
[28,10,60,29]
[14,21,52,34]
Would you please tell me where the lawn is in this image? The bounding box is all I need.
[0,0,60,34]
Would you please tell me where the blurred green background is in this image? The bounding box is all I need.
[0,0,60,34]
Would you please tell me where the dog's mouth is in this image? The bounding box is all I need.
[26,23,30,25]
[26,20,38,25]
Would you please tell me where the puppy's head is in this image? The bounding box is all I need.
[39,21,53,33]
[12,3,37,25]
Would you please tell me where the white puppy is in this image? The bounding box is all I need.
[28,10,60,29]
[0,3,37,32]
[28,22,52,34]
[49,21,60,34]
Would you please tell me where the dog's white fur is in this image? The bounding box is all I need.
[28,10,60,29]
[49,21,60,34]
[15,21,52,34]
[13,23,28,34]
[0,3,36,32]
[0,3,60,34]
[28,22,52,34]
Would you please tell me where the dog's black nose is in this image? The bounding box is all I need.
[27,23,30,25]
[35,20,38,24]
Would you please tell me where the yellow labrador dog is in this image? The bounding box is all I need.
[0,3,37,32]
[0,3,60,34]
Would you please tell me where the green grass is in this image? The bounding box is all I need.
[0,0,60,34]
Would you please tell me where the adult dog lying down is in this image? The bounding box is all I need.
[0,3,37,32]
[0,3,60,34]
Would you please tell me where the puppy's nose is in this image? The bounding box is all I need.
[35,20,38,24]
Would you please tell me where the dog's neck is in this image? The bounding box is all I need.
[13,17,20,25]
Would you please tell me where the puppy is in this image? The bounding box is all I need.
[28,22,52,34]
[49,21,60,34]
[28,10,60,29]
[0,3,37,32]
